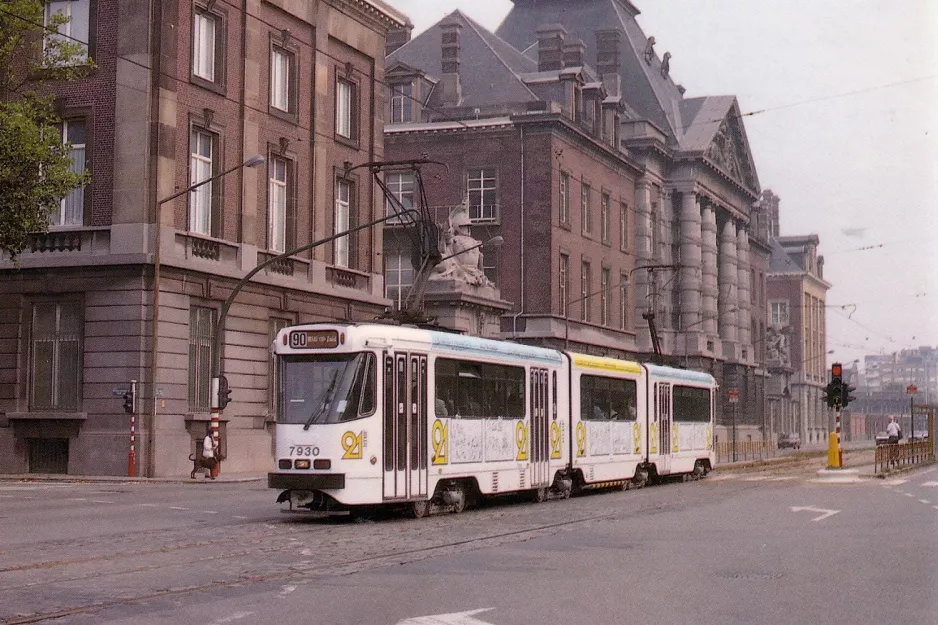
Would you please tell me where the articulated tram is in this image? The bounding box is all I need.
[268,323,715,517]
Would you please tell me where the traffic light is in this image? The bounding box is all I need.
[842,383,857,408]
[122,390,135,414]
[827,362,844,409]
[217,375,232,410]
[824,382,840,409]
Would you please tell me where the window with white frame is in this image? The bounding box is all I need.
[30,301,82,411]
[188,128,214,235]
[619,276,629,330]
[44,0,90,62]
[390,82,413,123]
[467,168,497,222]
[53,120,86,226]
[336,78,356,139]
[482,241,498,285]
[334,179,352,267]
[268,157,289,252]
[559,254,569,316]
[619,202,629,252]
[559,172,570,224]
[192,9,219,83]
[270,46,293,113]
[600,193,610,243]
[600,268,610,326]
[385,252,414,310]
[770,301,789,325]
[580,261,592,322]
[385,172,414,220]
[188,306,215,412]
[581,183,591,235]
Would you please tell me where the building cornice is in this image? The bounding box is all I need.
[328,0,408,32]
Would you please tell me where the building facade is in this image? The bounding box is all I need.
[384,0,772,444]
[0,0,406,476]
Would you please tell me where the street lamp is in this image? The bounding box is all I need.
[148,155,266,477]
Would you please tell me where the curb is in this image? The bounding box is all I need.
[0,474,267,485]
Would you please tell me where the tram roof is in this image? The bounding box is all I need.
[428,330,563,364]
[570,353,643,375]
[644,363,716,385]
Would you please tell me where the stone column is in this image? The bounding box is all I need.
[679,191,702,336]
[634,180,653,352]
[700,201,719,337]
[718,218,738,344]
[736,226,752,349]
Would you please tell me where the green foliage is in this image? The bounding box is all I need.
[0,0,93,260]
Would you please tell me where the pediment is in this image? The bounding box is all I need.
[704,103,759,193]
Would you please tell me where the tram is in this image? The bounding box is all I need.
[268,323,716,517]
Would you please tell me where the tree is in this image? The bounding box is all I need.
[0,0,92,260]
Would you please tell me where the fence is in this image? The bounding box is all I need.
[715,440,776,464]
[874,440,934,474]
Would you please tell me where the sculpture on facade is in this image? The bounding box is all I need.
[660,51,671,77]
[643,36,656,64]
[766,325,791,366]
[431,201,493,288]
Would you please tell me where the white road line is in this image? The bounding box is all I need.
[884,479,908,486]
[68,498,88,502]
[233,515,248,519]
[933,506,938,511]
[904,493,915,497]
[208,612,255,624]
[743,476,770,481]
[279,585,296,598]
[922,482,938,487]
[89,500,114,504]
[169,506,190,510]
[770,476,796,481]
[919,500,930,505]
[201,510,218,514]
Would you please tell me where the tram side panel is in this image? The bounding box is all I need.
[644,365,716,477]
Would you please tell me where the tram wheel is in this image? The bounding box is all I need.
[532,487,548,503]
[411,500,430,519]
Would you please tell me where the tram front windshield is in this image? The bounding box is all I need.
[279,352,376,427]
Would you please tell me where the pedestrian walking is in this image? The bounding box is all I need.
[191,425,219,479]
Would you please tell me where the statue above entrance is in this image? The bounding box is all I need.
[430,201,493,288]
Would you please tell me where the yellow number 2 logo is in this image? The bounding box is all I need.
[342,431,363,459]
[575,422,587,457]
[515,422,529,461]
[550,422,563,459]
[431,420,448,465]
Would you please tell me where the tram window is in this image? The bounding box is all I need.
[435,358,525,419]
[673,385,711,422]
[357,353,377,416]
[580,375,637,422]
[279,352,376,425]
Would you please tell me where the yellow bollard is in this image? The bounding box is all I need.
[827,432,841,469]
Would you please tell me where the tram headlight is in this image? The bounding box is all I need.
[313,459,331,470]
[294,459,311,469]
[278,459,292,470]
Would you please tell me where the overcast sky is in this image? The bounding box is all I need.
[385,0,938,369]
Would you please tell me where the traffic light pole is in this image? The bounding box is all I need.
[128,379,137,477]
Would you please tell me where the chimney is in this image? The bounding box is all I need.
[562,39,586,69]
[595,29,621,76]
[536,23,566,72]
[439,16,462,106]
[386,24,413,56]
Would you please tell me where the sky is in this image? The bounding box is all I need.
[384,0,938,370]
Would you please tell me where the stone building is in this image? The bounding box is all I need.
[0,0,406,476]
[384,0,772,443]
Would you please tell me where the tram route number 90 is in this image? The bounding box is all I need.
[289,445,320,457]
[288,330,339,349]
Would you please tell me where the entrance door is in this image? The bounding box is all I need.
[383,352,428,500]
[529,368,550,488]
[657,382,672,474]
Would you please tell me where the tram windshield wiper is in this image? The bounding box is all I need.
[303,370,339,430]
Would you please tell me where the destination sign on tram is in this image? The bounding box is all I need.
[288,329,340,349]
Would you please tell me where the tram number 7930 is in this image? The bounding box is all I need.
[289,445,319,457]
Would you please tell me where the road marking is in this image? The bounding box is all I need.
[279,585,296,598]
[904,493,914,497]
[769,476,795,481]
[743,476,770,481]
[208,612,255,624]
[90,500,114,504]
[919,500,930,505]
[68,498,88,502]
[790,506,840,522]
[169,506,190,510]
[709,475,738,481]
[922,482,938,487]
[397,609,495,625]
[233,515,248,519]
[201,510,218,514]
[884,480,908,486]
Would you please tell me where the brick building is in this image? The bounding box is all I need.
[385,0,772,443]
[0,0,406,476]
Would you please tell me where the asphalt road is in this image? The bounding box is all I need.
[1,462,936,625]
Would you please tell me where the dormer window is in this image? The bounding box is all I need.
[390,81,413,123]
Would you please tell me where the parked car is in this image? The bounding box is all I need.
[778,433,801,449]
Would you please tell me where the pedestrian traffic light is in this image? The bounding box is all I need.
[122,390,135,414]
[217,375,232,410]
[842,382,856,408]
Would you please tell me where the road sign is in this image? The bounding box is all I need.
[907,384,918,394]
[728,390,739,404]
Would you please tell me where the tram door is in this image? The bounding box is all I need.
[656,382,672,474]
[383,353,428,500]
[529,368,550,488]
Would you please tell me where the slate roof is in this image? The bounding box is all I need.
[388,10,538,108]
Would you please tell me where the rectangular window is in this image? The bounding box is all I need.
[619,202,629,252]
[580,375,637,422]
[188,306,216,412]
[467,168,497,222]
[650,202,660,259]
[581,261,591,322]
[620,276,629,330]
[44,0,90,62]
[390,82,413,123]
[600,268,610,326]
[673,385,711,423]
[192,9,217,82]
[268,157,290,252]
[336,78,357,139]
[559,253,569,317]
[482,240,498,285]
[385,253,414,310]
[581,184,591,235]
[268,317,289,413]
[270,47,294,113]
[189,128,215,235]
[770,301,789,325]
[435,358,525,420]
[334,179,352,267]
[385,172,414,221]
[53,120,86,226]
[559,172,569,224]
[30,301,81,411]
[600,193,610,243]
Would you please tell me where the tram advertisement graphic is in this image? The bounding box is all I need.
[515,422,529,461]
[341,431,364,460]
[431,420,448,465]
[550,422,563,459]
[575,422,587,457]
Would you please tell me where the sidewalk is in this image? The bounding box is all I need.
[0,472,268,485]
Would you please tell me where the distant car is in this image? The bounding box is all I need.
[875,432,889,446]
[778,433,801,449]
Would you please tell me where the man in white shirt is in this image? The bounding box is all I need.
[886,416,901,444]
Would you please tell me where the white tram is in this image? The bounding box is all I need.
[268,323,715,517]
